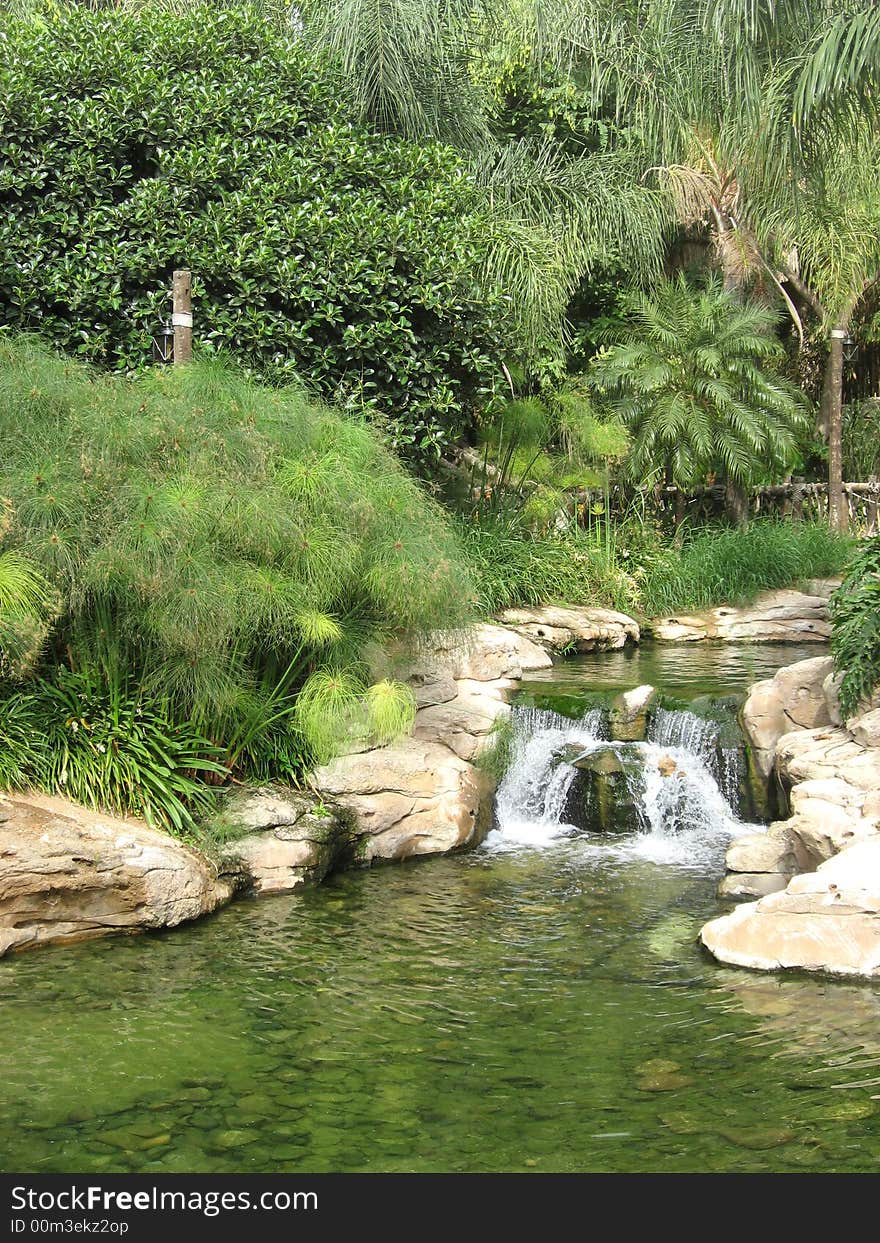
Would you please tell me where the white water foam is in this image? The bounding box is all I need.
[484,702,762,867]
[486,706,607,852]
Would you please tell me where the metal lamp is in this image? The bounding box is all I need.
[151,320,174,365]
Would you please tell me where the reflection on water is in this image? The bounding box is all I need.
[518,640,826,706]
[2,844,879,1173]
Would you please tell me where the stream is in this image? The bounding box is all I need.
[2,641,879,1173]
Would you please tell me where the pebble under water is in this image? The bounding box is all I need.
[2,644,880,1174]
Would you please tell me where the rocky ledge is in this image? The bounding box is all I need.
[701,653,880,977]
[647,588,832,643]
[0,623,550,956]
[497,605,639,654]
[702,840,880,977]
[309,623,549,863]
[0,792,234,958]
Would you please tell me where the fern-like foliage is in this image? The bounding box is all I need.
[830,536,880,720]
[0,336,474,815]
[588,274,810,490]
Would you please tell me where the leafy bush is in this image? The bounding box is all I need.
[0,336,476,825]
[0,666,225,833]
[638,520,852,616]
[830,536,880,719]
[0,3,509,458]
[842,398,880,480]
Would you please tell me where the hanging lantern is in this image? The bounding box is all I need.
[151,320,174,365]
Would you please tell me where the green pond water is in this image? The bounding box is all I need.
[3,642,880,1174]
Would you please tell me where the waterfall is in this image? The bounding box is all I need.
[648,707,743,807]
[486,700,758,865]
[491,706,607,848]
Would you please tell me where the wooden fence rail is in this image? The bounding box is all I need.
[575,480,880,534]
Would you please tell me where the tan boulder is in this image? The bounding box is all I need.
[220,787,355,894]
[395,623,549,708]
[412,677,512,761]
[498,605,639,654]
[718,872,791,899]
[741,656,833,777]
[849,707,880,750]
[776,727,880,791]
[650,589,830,643]
[449,623,552,679]
[314,739,494,861]
[725,827,799,877]
[784,812,879,869]
[0,793,233,958]
[701,839,880,977]
[823,669,844,726]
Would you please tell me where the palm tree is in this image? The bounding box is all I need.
[588,275,809,524]
[296,0,880,527]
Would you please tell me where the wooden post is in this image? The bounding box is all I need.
[172,269,192,364]
[868,478,879,536]
[792,476,804,524]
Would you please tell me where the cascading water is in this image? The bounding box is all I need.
[486,699,759,866]
[491,706,608,848]
[647,706,743,807]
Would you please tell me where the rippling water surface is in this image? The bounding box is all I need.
[2,642,879,1173]
[3,848,880,1174]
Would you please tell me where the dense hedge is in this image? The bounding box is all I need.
[0,4,509,457]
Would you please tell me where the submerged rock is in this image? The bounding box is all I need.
[564,746,645,833]
[0,792,234,959]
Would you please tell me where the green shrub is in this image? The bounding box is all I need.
[830,536,880,719]
[0,3,509,458]
[589,275,810,492]
[842,399,880,480]
[0,666,225,833]
[637,520,852,616]
[0,336,475,824]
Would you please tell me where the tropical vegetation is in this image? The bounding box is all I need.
[0,0,877,828]
[0,335,473,828]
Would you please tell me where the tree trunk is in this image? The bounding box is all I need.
[724,478,749,529]
[821,322,848,533]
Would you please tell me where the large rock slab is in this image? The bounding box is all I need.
[412,677,513,761]
[702,839,880,977]
[741,656,834,777]
[314,739,494,862]
[849,707,880,749]
[394,623,550,708]
[220,788,355,894]
[0,793,233,958]
[649,589,830,643]
[498,605,639,654]
[776,726,880,791]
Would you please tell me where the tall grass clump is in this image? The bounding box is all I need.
[830,536,880,719]
[0,336,475,829]
[456,512,638,615]
[637,520,852,616]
